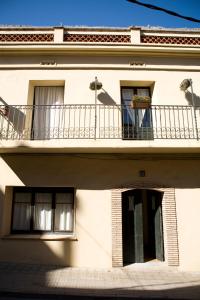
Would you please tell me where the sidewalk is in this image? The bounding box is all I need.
[0,261,200,299]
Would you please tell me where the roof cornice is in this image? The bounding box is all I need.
[0,44,200,57]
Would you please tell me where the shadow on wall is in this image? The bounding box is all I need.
[0,187,4,234]
[0,183,74,267]
[2,153,200,189]
[97,89,117,106]
[185,91,200,106]
[0,97,26,136]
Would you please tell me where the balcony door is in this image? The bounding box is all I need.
[122,189,164,265]
[32,86,64,140]
[121,87,152,140]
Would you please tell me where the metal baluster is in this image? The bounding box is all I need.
[181,107,186,139]
[172,106,176,139]
[88,105,91,139]
[83,105,86,138]
[78,105,81,138]
[68,105,70,138]
[153,106,158,139]
[159,106,163,139]
[73,105,76,138]
[177,106,181,139]
[98,105,100,139]
[185,106,190,139]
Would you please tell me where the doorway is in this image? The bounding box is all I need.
[31,86,64,140]
[121,87,153,140]
[122,189,164,265]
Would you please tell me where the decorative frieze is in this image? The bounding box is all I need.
[141,35,200,45]
[0,34,54,42]
[64,33,131,43]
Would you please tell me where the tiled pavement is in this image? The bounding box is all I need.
[0,261,200,299]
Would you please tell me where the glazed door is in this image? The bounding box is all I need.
[122,190,144,264]
[32,86,64,140]
[121,87,153,140]
[122,189,164,265]
[147,190,164,261]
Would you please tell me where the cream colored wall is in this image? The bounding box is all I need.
[0,61,200,107]
[1,154,200,269]
[0,157,112,267]
[176,188,200,271]
[0,55,200,151]
[1,52,200,269]
[0,157,23,235]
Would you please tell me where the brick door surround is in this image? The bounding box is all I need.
[112,185,179,267]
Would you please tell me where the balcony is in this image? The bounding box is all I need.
[0,104,200,141]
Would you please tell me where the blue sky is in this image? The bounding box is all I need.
[0,0,200,28]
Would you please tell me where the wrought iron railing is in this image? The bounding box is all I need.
[0,104,200,140]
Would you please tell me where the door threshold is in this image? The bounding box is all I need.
[123,260,176,270]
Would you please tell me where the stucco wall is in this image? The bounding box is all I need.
[1,154,200,269]
[176,188,200,271]
[0,56,200,152]
[0,157,112,267]
[0,62,200,107]
[0,53,200,269]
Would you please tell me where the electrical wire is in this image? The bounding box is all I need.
[127,0,200,23]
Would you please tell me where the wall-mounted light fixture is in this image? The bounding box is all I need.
[89,77,103,91]
[180,78,198,140]
[180,78,195,106]
[180,79,192,92]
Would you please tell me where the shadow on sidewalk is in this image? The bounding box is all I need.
[0,262,200,299]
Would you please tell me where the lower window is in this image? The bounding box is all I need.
[12,187,74,234]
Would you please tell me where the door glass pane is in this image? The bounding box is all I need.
[136,88,150,97]
[128,195,134,211]
[13,193,31,231]
[34,193,52,231]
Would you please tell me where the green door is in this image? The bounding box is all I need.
[122,190,144,264]
[122,189,164,265]
[148,190,164,261]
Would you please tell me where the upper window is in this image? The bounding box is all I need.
[121,87,150,106]
[121,87,152,140]
[32,86,64,140]
[12,187,74,234]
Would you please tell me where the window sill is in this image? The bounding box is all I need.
[2,234,78,241]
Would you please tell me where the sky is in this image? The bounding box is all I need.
[0,0,200,28]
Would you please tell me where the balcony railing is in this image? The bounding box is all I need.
[0,104,200,141]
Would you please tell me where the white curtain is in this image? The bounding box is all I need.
[12,193,31,230]
[34,193,52,231]
[33,86,64,139]
[54,193,73,231]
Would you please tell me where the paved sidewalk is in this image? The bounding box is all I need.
[0,261,200,299]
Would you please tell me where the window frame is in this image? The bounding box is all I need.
[121,86,151,105]
[31,85,65,140]
[120,86,152,140]
[11,187,74,235]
